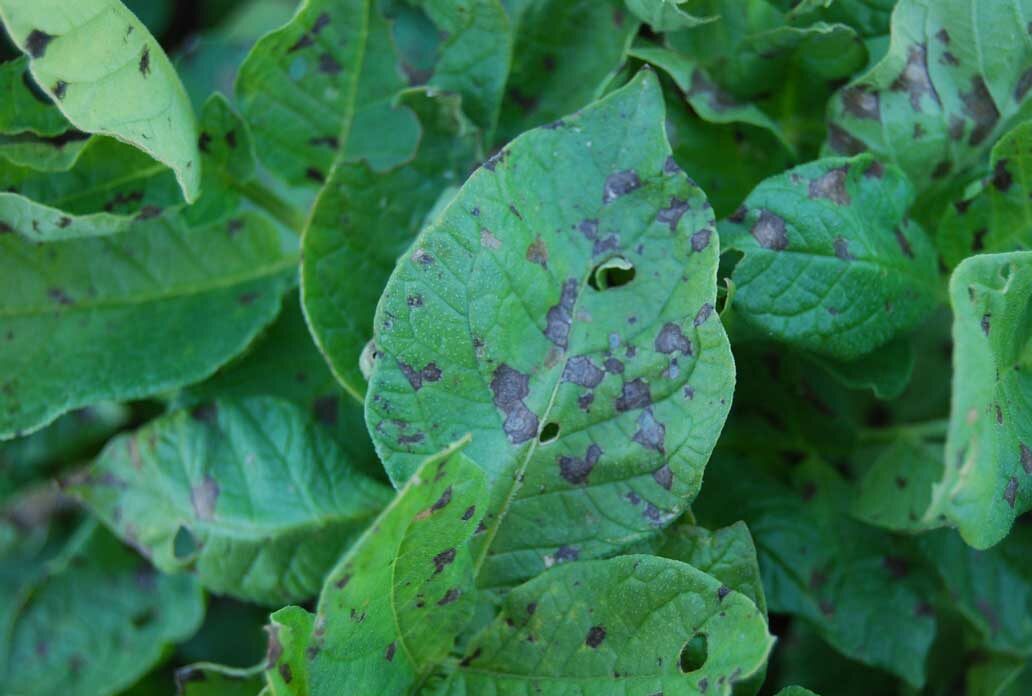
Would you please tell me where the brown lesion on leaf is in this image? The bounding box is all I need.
[544,279,577,349]
[191,474,219,521]
[890,44,941,112]
[491,364,539,444]
[834,237,855,262]
[961,76,1000,146]
[751,210,788,250]
[526,236,548,267]
[632,408,665,453]
[558,444,602,485]
[616,378,651,412]
[1003,477,1018,508]
[657,197,690,232]
[808,167,851,205]
[602,170,642,204]
[562,355,604,388]
[585,625,606,648]
[841,85,880,121]
[25,30,54,59]
[655,323,692,355]
[139,47,151,77]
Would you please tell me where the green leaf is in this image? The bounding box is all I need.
[788,0,895,38]
[0,0,202,202]
[824,0,1032,219]
[625,0,718,31]
[0,211,296,439]
[929,252,1032,548]
[851,435,943,532]
[175,663,266,696]
[440,555,773,694]
[695,453,937,686]
[806,335,915,400]
[366,70,735,587]
[0,401,130,503]
[496,0,640,143]
[236,0,508,187]
[720,155,939,361]
[0,520,204,696]
[0,130,88,172]
[301,91,480,399]
[658,520,768,615]
[175,290,381,479]
[940,121,1032,268]
[71,396,392,605]
[0,56,70,137]
[264,440,488,695]
[775,688,821,696]
[919,525,1032,658]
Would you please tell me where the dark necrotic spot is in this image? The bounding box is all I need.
[602,170,642,204]
[728,206,747,223]
[139,47,151,77]
[655,323,692,355]
[882,555,909,579]
[312,395,338,426]
[264,626,283,668]
[384,642,396,661]
[948,115,966,140]
[691,228,712,252]
[288,33,315,52]
[558,444,602,485]
[544,278,577,349]
[717,585,730,601]
[616,378,652,412]
[751,210,788,250]
[981,313,991,336]
[526,236,548,267]
[306,167,325,183]
[52,79,68,100]
[318,53,342,74]
[26,30,54,58]
[585,625,606,648]
[431,486,452,512]
[632,408,665,453]
[809,167,851,205]
[891,44,940,111]
[491,364,539,444]
[604,357,624,374]
[462,505,476,521]
[555,545,579,563]
[238,291,259,305]
[961,76,1001,146]
[279,664,293,683]
[482,148,508,171]
[664,155,683,174]
[578,392,594,411]
[198,133,212,152]
[47,288,74,305]
[438,588,461,605]
[432,548,456,574]
[827,123,867,155]
[562,355,604,388]
[653,464,673,490]
[1004,477,1018,508]
[992,159,1013,192]
[834,237,855,261]
[694,303,714,327]
[841,85,880,121]
[657,197,690,231]
[225,130,237,148]
[309,136,339,149]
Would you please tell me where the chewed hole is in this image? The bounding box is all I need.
[679,633,708,673]
[539,422,560,443]
[589,256,636,291]
[173,525,199,560]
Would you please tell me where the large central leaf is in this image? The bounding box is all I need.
[365,70,735,588]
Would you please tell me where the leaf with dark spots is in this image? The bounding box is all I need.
[367,72,734,589]
[25,29,54,58]
[694,304,714,327]
[891,44,940,111]
[653,465,673,490]
[720,155,938,360]
[841,85,880,121]
[558,444,602,485]
[632,408,666,453]
[318,54,343,75]
[433,548,457,575]
[526,236,549,267]
[991,159,1013,192]
[447,557,771,691]
[71,398,392,604]
[437,588,461,606]
[138,47,151,77]
[960,76,1001,146]
[602,170,642,204]
[654,323,692,355]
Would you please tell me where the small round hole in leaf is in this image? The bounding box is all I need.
[588,256,635,291]
[173,525,199,560]
[679,633,708,673]
[539,422,560,443]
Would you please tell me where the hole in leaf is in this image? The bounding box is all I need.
[539,422,560,443]
[679,633,708,673]
[173,525,198,560]
[588,257,635,291]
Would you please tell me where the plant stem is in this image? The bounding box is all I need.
[859,418,950,444]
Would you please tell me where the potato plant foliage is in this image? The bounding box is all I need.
[2,1,1032,695]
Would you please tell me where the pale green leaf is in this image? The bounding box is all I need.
[366,71,735,588]
[301,91,480,399]
[0,0,202,201]
[825,0,1032,219]
[940,121,1032,268]
[720,155,939,361]
[71,397,392,605]
[851,435,943,532]
[440,555,773,695]
[264,441,488,695]
[928,252,1032,548]
[0,211,297,439]
[0,520,204,696]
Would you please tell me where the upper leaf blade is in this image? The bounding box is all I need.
[0,0,202,202]
[366,70,735,588]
